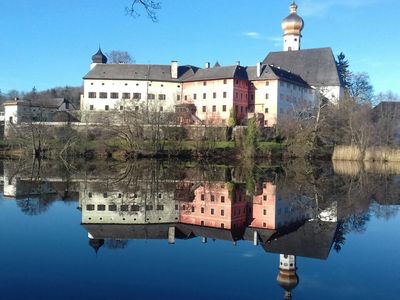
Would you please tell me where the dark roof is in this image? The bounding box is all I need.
[183,65,249,82]
[247,65,310,87]
[92,48,107,64]
[29,98,67,109]
[373,101,400,119]
[243,227,276,243]
[262,220,338,260]
[83,64,199,82]
[83,224,183,240]
[263,47,342,87]
[177,224,244,242]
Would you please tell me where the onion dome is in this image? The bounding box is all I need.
[281,2,304,36]
[92,47,108,64]
[89,238,104,254]
[277,269,299,300]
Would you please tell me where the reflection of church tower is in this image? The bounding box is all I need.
[281,2,304,51]
[277,254,299,300]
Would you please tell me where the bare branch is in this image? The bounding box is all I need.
[125,0,162,22]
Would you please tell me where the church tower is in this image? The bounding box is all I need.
[282,2,304,51]
[277,254,299,300]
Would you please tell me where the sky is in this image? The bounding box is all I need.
[0,0,399,95]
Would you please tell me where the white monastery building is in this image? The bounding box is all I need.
[81,2,343,127]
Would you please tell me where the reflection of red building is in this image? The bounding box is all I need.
[249,182,277,229]
[180,183,247,230]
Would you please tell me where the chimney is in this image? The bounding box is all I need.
[171,61,178,79]
[205,62,210,69]
[257,62,262,77]
[236,61,240,66]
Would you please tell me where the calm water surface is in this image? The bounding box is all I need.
[0,160,399,300]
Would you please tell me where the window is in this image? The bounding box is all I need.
[133,93,141,99]
[266,81,269,86]
[192,206,195,212]
[235,80,239,85]
[109,205,117,211]
[201,194,205,201]
[88,92,96,98]
[118,193,122,198]
[89,105,94,110]
[203,93,206,99]
[99,92,107,99]
[175,204,179,210]
[223,92,227,98]
[98,205,106,211]
[121,205,129,211]
[203,81,207,86]
[223,79,227,84]
[221,196,225,203]
[263,195,267,201]
[157,205,164,211]
[86,204,95,211]
[122,93,130,99]
[177,95,181,101]
[265,93,269,100]
[148,93,155,100]
[120,106,124,111]
[135,106,139,111]
[103,192,108,198]
[146,205,153,211]
[88,192,92,198]
[221,210,224,216]
[211,208,215,215]
[158,94,166,100]
[201,221,204,226]
[263,209,267,215]
[222,105,227,112]
[110,92,119,99]
[131,205,140,211]
[212,105,216,112]
[213,92,216,99]
[201,207,205,213]
[251,94,254,101]
[265,108,269,113]
[105,105,109,111]
[236,92,238,99]
[221,223,225,228]
[193,94,197,100]
[211,195,215,202]
[202,106,206,112]
[264,120,268,126]
[184,95,188,101]
[159,106,163,112]
[240,106,243,113]
[263,222,267,227]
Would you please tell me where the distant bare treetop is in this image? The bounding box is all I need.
[126,0,161,22]
[106,51,135,64]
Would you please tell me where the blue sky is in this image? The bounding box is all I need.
[0,0,399,95]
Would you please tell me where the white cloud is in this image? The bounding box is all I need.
[244,32,262,39]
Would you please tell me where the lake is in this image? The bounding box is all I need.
[0,159,399,300]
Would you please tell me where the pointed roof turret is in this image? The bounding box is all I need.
[92,47,108,64]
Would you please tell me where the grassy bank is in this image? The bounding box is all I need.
[0,138,285,161]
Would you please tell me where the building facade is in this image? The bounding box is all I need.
[80,3,343,127]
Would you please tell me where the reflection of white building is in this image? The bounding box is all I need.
[277,254,299,300]
[80,182,179,225]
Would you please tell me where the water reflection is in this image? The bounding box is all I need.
[1,159,399,299]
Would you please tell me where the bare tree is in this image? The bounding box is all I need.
[106,50,135,64]
[125,0,162,22]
